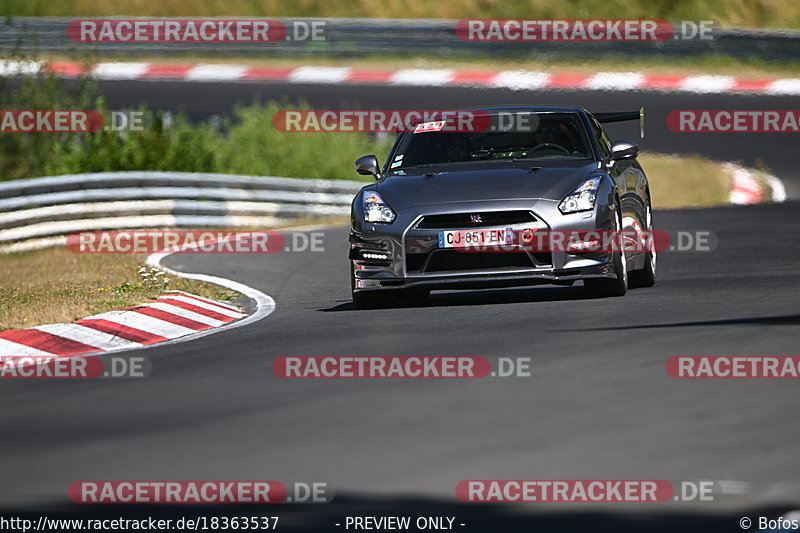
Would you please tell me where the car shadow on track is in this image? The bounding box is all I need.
[553,313,800,332]
[321,285,590,312]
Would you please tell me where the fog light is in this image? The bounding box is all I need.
[362,252,389,260]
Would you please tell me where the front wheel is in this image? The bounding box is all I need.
[352,289,428,309]
[351,260,386,309]
[584,205,628,298]
[351,261,427,308]
[352,290,388,309]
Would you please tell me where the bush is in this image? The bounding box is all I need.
[0,59,99,181]
[50,106,221,175]
[1,52,393,182]
[216,103,394,180]
[47,101,394,180]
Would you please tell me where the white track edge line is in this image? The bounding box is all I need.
[70,236,278,355]
[725,162,788,205]
[133,250,276,351]
[765,174,788,203]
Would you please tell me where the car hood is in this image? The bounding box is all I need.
[373,162,602,210]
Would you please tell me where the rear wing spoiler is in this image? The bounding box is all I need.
[594,106,645,139]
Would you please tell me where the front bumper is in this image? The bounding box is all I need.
[350,199,617,293]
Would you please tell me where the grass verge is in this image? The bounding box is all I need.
[3,0,800,29]
[0,247,237,331]
[639,152,730,209]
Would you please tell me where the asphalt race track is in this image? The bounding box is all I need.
[0,82,798,532]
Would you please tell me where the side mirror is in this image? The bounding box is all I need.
[610,140,639,161]
[355,155,381,180]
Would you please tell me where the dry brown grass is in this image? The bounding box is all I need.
[0,218,346,331]
[0,247,237,331]
[640,152,731,209]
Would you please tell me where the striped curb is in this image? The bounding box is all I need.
[727,164,764,205]
[725,163,786,205]
[3,60,800,95]
[0,291,245,357]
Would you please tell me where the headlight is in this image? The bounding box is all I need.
[363,191,396,223]
[558,177,602,214]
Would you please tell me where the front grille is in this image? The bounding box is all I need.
[416,211,536,229]
[406,253,428,273]
[424,251,534,272]
[406,249,552,274]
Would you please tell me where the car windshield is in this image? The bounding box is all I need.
[389,112,593,171]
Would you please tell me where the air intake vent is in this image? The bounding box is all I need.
[416,211,536,229]
[424,251,534,272]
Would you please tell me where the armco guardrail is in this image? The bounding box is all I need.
[2,17,800,61]
[0,172,364,252]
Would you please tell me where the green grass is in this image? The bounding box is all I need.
[3,0,800,29]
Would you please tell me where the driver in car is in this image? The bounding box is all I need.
[531,120,575,153]
[444,134,472,162]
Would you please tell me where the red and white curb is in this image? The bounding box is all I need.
[142,245,276,347]
[3,60,800,95]
[0,237,277,358]
[725,163,787,205]
[0,291,246,357]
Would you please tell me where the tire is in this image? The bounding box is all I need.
[401,288,430,306]
[629,205,656,288]
[351,261,413,309]
[352,290,389,309]
[351,260,384,309]
[584,204,628,298]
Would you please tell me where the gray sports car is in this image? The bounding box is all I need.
[348,106,656,309]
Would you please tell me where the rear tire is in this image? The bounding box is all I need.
[629,206,656,288]
[584,205,628,298]
[628,252,656,288]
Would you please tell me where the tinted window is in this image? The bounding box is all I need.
[389,112,593,170]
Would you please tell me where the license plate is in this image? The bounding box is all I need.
[438,228,515,249]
